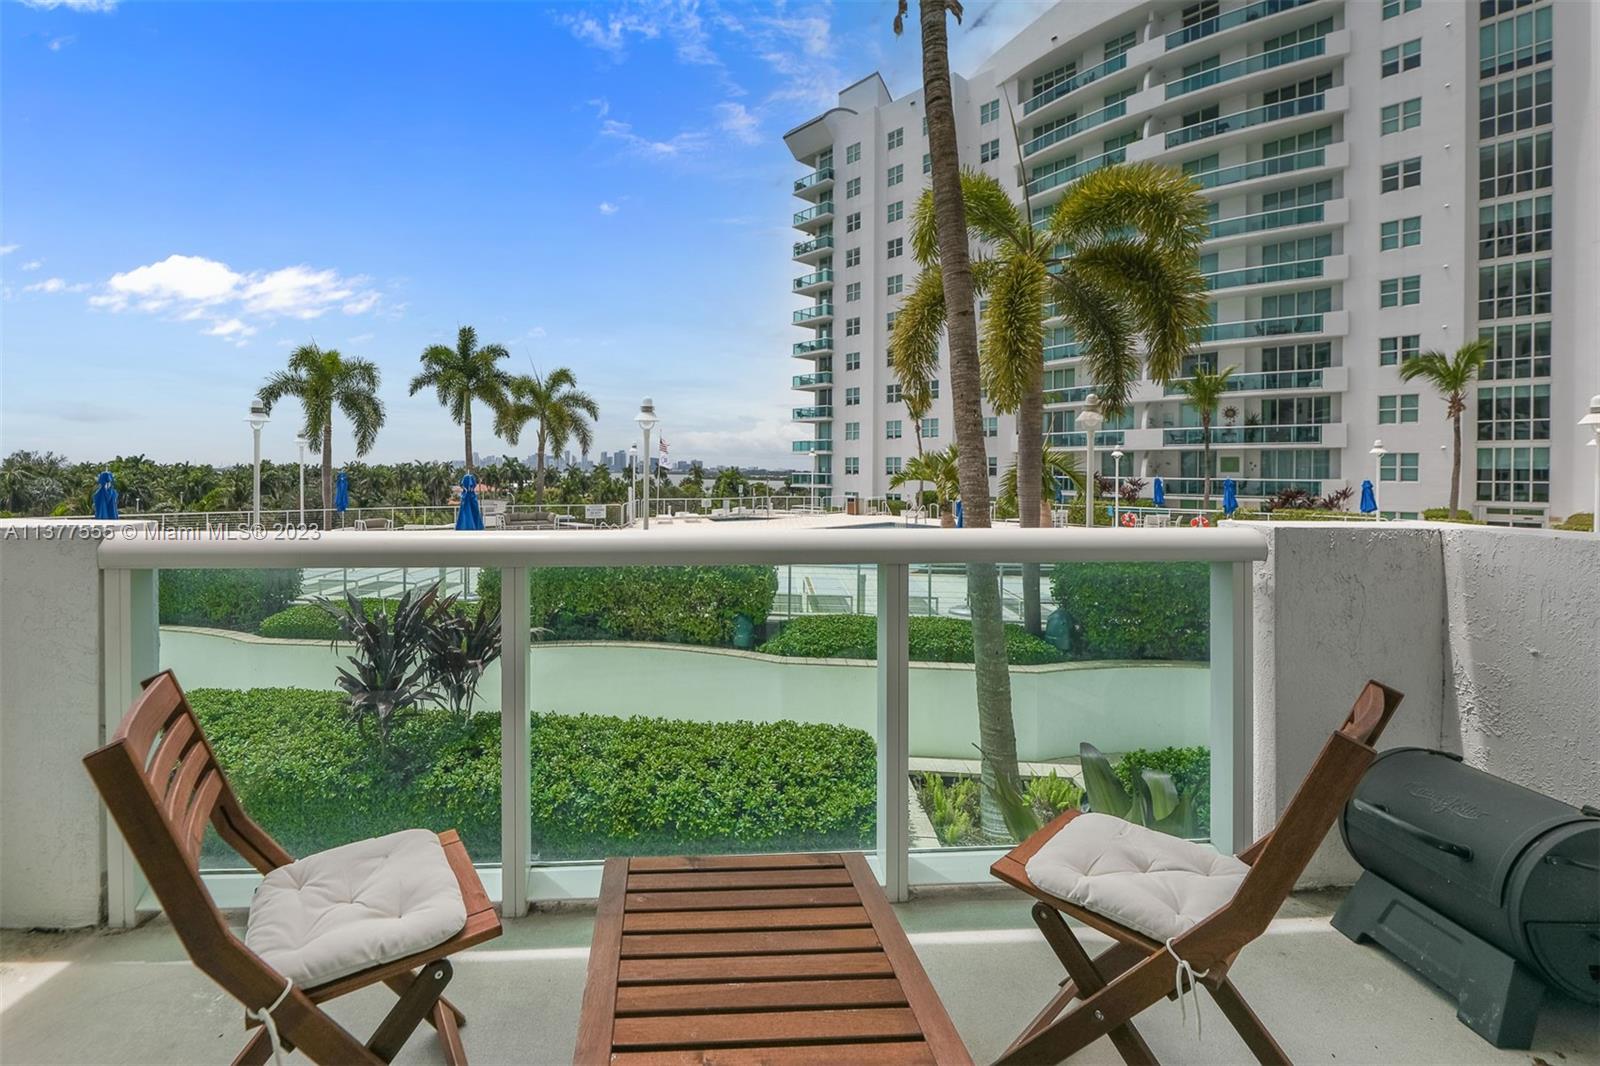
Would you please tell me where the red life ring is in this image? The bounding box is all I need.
[1120,512,1137,527]
[1190,515,1211,527]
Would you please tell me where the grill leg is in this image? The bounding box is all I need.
[1456,938,1543,1050]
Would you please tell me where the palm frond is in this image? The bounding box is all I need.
[1068,238,1209,384]
[1049,268,1138,414]
[890,268,947,410]
[979,253,1046,414]
[1044,162,1209,252]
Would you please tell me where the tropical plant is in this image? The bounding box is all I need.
[421,594,502,717]
[1173,364,1236,510]
[999,446,1084,518]
[257,343,385,527]
[1080,742,1202,838]
[1317,485,1356,511]
[1398,338,1490,516]
[1025,771,1084,821]
[1119,477,1148,504]
[493,368,599,508]
[890,444,960,521]
[918,772,978,846]
[317,586,438,754]
[407,325,511,472]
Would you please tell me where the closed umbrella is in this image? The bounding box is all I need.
[1222,478,1238,517]
[1152,477,1166,508]
[455,473,484,531]
[92,471,119,519]
[1360,480,1378,514]
[334,470,350,517]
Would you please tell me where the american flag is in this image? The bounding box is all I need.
[658,437,669,461]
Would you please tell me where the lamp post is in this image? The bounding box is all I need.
[1078,393,1104,528]
[636,398,659,530]
[293,434,307,527]
[1370,438,1388,520]
[1111,449,1125,527]
[627,444,638,526]
[1579,395,1600,529]
[246,400,270,527]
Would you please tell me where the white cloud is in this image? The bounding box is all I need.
[714,102,761,145]
[598,201,619,215]
[203,317,256,339]
[0,245,18,256]
[93,253,242,311]
[600,117,709,158]
[20,260,42,272]
[48,35,76,51]
[560,2,719,67]
[19,0,117,9]
[25,277,89,294]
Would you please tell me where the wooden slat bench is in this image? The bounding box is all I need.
[576,852,972,1065]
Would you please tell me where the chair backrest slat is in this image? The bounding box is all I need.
[183,769,225,866]
[147,714,196,787]
[162,742,210,820]
[118,675,185,769]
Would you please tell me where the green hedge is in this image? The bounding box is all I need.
[758,614,1064,665]
[257,597,477,639]
[1422,508,1484,525]
[1555,512,1593,532]
[1050,562,1208,661]
[159,569,303,632]
[189,688,874,863]
[478,565,778,646]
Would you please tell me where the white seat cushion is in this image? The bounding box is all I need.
[1024,813,1249,942]
[246,829,467,988]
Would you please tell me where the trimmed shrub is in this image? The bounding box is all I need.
[1555,512,1593,532]
[1050,562,1208,661]
[257,597,477,639]
[188,688,874,864]
[1113,745,1210,837]
[159,569,303,632]
[1423,508,1483,525]
[477,565,777,647]
[757,614,1064,665]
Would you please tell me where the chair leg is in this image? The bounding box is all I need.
[1206,977,1291,1066]
[1004,937,1153,1058]
[231,1029,275,1066]
[384,971,468,1028]
[1030,903,1160,1066]
[434,1000,467,1066]
[367,960,453,1063]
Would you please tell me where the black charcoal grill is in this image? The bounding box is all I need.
[1332,746,1599,1048]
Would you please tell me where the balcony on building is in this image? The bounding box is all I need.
[1190,141,1349,200]
[791,404,833,421]
[792,371,834,391]
[1206,200,1349,250]
[1200,308,1348,348]
[1160,0,1334,56]
[792,234,836,264]
[792,301,834,327]
[793,268,834,296]
[1204,254,1349,298]
[792,336,834,359]
[792,438,834,454]
[792,166,835,200]
[792,200,835,231]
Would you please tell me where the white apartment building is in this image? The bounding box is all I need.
[785,0,1598,522]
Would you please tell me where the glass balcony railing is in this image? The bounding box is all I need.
[793,269,834,290]
[792,405,834,420]
[1204,258,1325,290]
[1027,146,1128,198]
[793,166,834,193]
[1044,385,1098,404]
[1159,477,1323,495]
[1199,313,1326,342]
[1208,203,1325,239]
[1165,0,1319,50]
[789,471,833,486]
[1022,100,1130,157]
[1163,369,1327,394]
[792,439,834,453]
[1166,93,1325,149]
[1044,340,1082,362]
[1190,147,1326,190]
[793,303,834,324]
[1166,36,1328,98]
[793,235,835,258]
[792,337,833,356]
[793,201,835,226]
[792,371,834,388]
[1045,430,1126,448]
[1163,424,1326,445]
[1021,53,1129,116]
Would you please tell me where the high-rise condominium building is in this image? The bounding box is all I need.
[786,0,1597,523]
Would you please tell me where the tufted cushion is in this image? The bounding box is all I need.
[1024,813,1249,942]
[246,829,467,988]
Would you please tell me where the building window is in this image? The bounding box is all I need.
[1478,195,1552,259]
[1261,125,1331,159]
[1263,17,1333,51]
[1182,1,1219,28]
[922,116,928,135]
[922,153,932,175]
[845,421,860,441]
[980,138,1001,163]
[1378,394,1420,424]
[845,247,861,268]
[1380,157,1422,193]
[845,176,861,199]
[886,457,903,476]
[1479,321,1551,379]
[1382,0,1421,18]
[1380,452,1419,482]
[1261,342,1331,371]
[886,200,904,223]
[984,416,998,438]
[1380,275,1421,307]
[921,417,939,439]
[886,419,902,439]
[1381,98,1422,135]
[846,142,861,164]
[885,311,899,329]
[845,282,861,303]
[845,351,861,371]
[1476,445,1549,502]
[844,457,860,475]
[1262,288,1331,319]
[929,378,940,399]
[1478,132,1552,199]
[845,316,861,337]
[886,163,903,187]
[1379,335,1420,366]
[979,99,1000,124]
[886,383,902,404]
[1030,61,1078,101]
[1477,258,1551,319]
[1104,30,1137,60]
[1480,7,1552,78]
[1478,69,1552,138]
[1260,180,1333,212]
[886,237,903,259]
[846,211,861,233]
[844,387,860,406]
[887,127,904,150]
[886,274,903,295]
[988,456,998,477]
[1477,383,1551,441]
[1380,216,1422,250]
[1381,39,1422,77]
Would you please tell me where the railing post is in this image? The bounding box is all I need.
[500,566,531,918]
[876,563,910,901]
[1209,560,1254,854]
[101,566,159,927]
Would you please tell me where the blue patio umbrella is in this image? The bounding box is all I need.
[1152,477,1166,507]
[455,473,484,531]
[1359,479,1378,514]
[1222,478,1238,517]
[92,471,119,520]
[334,471,350,514]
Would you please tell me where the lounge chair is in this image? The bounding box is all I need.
[990,680,1404,1064]
[803,575,854,613]
[83,671,501,1065]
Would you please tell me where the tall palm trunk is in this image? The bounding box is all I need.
[1449,409,1462,516]
[1019,388,1044,633]
[321,422,334,530]
[463,404,474,473]
[534,429,548,509]
[918,0,1015,840]
[1200,413,1213,512]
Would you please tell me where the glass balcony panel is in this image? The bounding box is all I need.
[793,235,836,257]
[1044,430,1125,448]
[793,201,836,226]
[1166,36,1328,98]
[1022,100,1129,157]
[1163,369,1326,394]
[1198,314,1325,342]
[1166,94,1325,149]
[792,405,834,419]
[1027,147,1128,198]
[1204,258,1325,290]
[1207,203,1324,239]
[1021,53,1130,115]
[792,439,835,453]
[794,269,834,290]
[793,166,834,192]
[793,303,834,324]
[1162,425,1325,445]
[793,337,834,356]
[792,371,834,388]
[1189,147,1325,190]
[1165,0,1319,50]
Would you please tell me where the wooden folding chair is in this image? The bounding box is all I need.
[83,670,502,1065]
[990,680,1404,1065]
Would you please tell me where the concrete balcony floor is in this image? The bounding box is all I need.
[3,888,1595,1064]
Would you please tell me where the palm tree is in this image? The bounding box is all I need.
[1000,446,1085,518]
[492,368,599,509]
[1174,364,1236,511]
[1399,338,1489,516]
[257,343,385,527]
[408,326,512,472]
[889,444,960,524]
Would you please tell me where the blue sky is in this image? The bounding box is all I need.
[1,0,1041,469]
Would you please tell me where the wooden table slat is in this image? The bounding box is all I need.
[621,928,880,959]
[619,952,897,985]
[615,977,907,1015]
[612,1007,922,1049]
[607,1039,937,1065]
[625,887,862,912]
[622,906,870,934]
[625,868,854,892]
[627,853,844,872]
